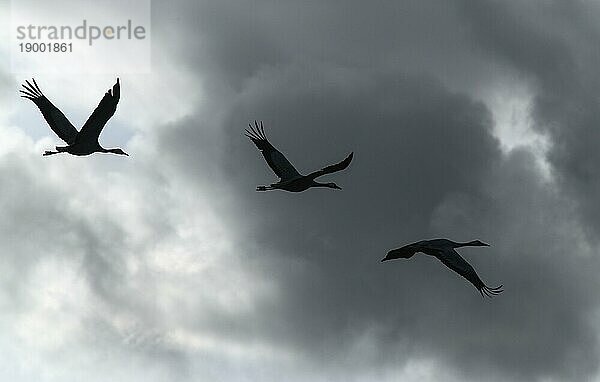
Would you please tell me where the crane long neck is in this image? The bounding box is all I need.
[453,240,479,248]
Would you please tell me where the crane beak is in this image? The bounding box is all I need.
[334,185,342,190]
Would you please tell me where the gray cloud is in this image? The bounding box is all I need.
[147,0,600,380]
[459,0,600,236]
[155,46,600,382]
[3,0,600,381]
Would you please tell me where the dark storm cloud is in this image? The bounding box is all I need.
[3,0,600,380]
[458,0,600,237]
[148,1,600,379]
[224,69,600,381]
[155,0,495,94]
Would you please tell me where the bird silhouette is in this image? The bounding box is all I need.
[381,238,503,297]
[245,121,353,192]
[20,78,128,157]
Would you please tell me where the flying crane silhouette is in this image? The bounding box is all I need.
[245,121,353,192]
[20,78,128,157]
[381,238,503,297]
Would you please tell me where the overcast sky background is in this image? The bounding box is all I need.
[2,0,600,381]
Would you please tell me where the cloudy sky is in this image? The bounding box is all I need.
[2,0,600,381]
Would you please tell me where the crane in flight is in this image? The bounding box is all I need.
[246,121,353,192]
[20,78,128,157]
[381,238,503,297]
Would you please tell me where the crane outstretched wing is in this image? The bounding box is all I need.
[20,79,78,145]
[436,249,503,298]
[245,121,301,181]
[307,152,353,180]
[77,78,120,143]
